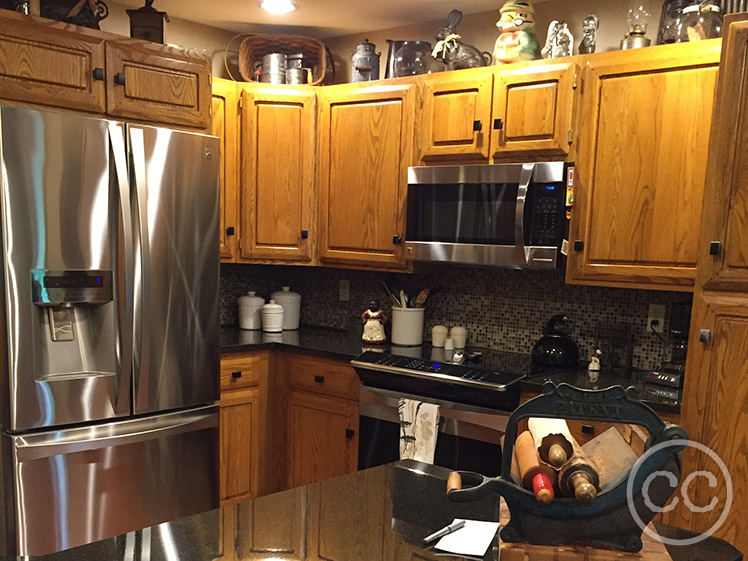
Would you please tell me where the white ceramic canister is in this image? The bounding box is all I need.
[238,291,265,330]
[431,325,448,347]
[391,307,425,346]
[270,286,301,330]
[450,326,467,349]
[261,300,284,333]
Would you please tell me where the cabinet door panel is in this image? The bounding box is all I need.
[676,293,748,551]
[220,388,260,505]
[212,79,238,262]
[106,40,210,128]
[319,83,416,267]
[287,391,358,489]
[699,24,748,292]
[240,86,315,262]
[0,13,105,113]
[421,70,493,160]
[567,42,720,290]
[492,61,576,159]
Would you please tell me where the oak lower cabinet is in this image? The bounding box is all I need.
[283,352,360,488]
[105,40,211,129]
[318,81,417,269]
[567,40,721,291]
[239,84,316,263]
[420,68,494,161]
[212,78,239,262]
[0,11,106,113]
[674,292,748,551]
[219,352,269,506]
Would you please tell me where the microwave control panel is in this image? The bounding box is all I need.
[529,182,565,246]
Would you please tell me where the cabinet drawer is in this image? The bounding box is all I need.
[0,13,106,113]
[220,353,267,391]
[285,354,359,400]
[105,40,211,129]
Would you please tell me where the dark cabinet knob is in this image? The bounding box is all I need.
[231,371,242,379]
[114,72,126,86]
[314,375,325,383]
[493,118,504,130]
[226,226,235,236]
[709,241,722,256]
[345,429,355,439]
[581,424,595,435]
[92,67,105,81]
[301,229,308,239]
[699,329,712,344]
[473,120,483,132]
[392,235,402,245]
[574,240,585,252]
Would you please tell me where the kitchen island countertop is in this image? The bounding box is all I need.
[21,461,742,561]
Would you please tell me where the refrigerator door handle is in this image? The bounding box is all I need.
[13,406,218,462]
[128,126,151,410]
[108,122,135,400]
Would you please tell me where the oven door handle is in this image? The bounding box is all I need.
[514,163,536,267]
[359,385,511,417]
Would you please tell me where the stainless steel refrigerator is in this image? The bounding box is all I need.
[0,106,220,556]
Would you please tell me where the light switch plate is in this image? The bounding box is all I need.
[339,279,350,302]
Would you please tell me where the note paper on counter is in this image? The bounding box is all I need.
[434,519,500,557]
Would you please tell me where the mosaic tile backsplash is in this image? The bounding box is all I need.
[220,263,692,371]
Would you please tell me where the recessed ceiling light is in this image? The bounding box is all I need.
[260,0,297,15]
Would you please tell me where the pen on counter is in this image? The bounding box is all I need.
[422,520,466,544]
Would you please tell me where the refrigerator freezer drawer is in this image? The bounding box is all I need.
[7,406,218,556]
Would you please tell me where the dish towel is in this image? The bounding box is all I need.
[398,398,440,463]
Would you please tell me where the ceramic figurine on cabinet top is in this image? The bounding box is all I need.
[493,0,541,64]
[542,20,574,58]
[432,9,491,70]
[361,300,387,344]
[579,13,599,54]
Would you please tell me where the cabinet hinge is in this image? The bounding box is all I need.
[239,96,243,109]
[420,92,424,108]
[209,105,212,118]
[572,72,578,89]
[568,129,574,144]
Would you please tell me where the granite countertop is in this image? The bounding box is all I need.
[221,325,681,414]
[27,461,742,561]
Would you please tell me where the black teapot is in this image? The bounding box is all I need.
[531,314,579,369]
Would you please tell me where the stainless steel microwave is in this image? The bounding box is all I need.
[405,162,571,269]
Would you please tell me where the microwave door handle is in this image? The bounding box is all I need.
[514,163,535,266]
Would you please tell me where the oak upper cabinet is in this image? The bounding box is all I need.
[698,23,748,293]
[420,68,494,161]
[239,84,316,263]
[219,352,269,506]
[212,78,239,262]
[676,292,748,550]
[318,82,417,269]
[491,60,578,160]
[0,12,106,113]
[105,40,211,129]
[567,41,721,291]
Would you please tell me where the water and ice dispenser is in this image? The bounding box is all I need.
[31,270,117,381]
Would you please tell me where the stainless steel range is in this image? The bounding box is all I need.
[351,350,529,476]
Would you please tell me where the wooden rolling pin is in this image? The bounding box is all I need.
[515,430,556,504]
[527,417,575,468]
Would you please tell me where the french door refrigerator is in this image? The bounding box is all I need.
[0,106,220,556]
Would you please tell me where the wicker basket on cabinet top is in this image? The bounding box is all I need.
[238,34,329,85]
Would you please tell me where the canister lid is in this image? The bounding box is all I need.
[271,286,301,302]
[239,291,264,305]
[262,299,284,312]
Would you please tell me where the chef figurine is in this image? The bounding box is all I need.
[493,0,541,65]
[588,349,602,382]
[361,300,387,344]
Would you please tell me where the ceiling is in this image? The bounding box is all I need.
[115,0,512,39]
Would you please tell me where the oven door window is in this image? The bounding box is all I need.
[406,182,518,245]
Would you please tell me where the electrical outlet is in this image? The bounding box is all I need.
[647,304,666,333]
[339,279,350,302]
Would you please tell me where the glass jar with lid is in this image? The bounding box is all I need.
[393,41,445,77]
[679,2,722,41]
